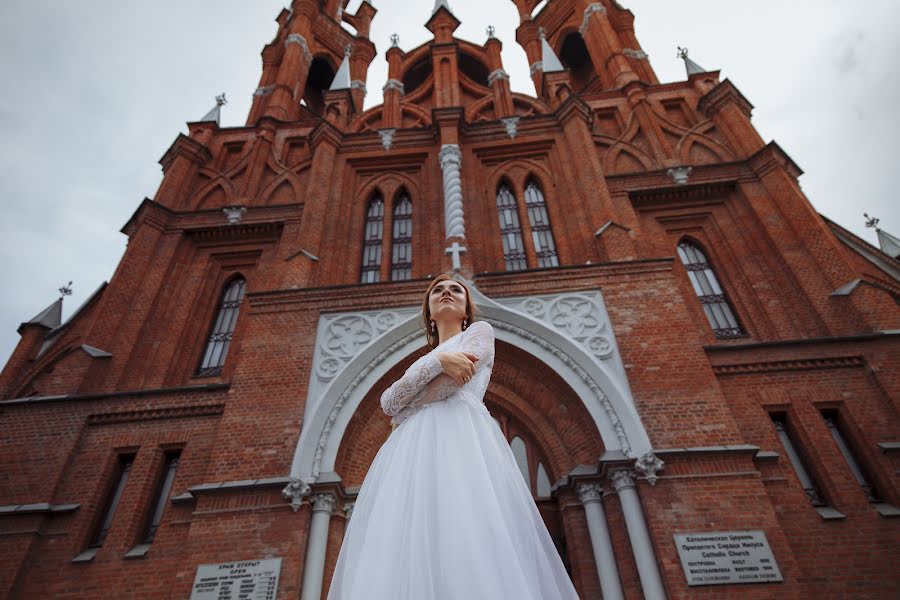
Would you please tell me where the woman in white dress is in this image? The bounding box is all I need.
[327,274,580,599]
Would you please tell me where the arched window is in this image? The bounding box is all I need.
[197,277,246,377]
[496,183,527,271]
[391,192,413,281]
[677,240,744,338]
[361,194,384,283]
[524,180,558,268]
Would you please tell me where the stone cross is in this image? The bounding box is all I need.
[445,241,467,272]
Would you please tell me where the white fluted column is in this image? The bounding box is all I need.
[576,482,624,600]
[611,471,666,599]
[438,144,466,239]
[300,492,336,600]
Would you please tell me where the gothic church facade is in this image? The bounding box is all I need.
[1,0,898,598]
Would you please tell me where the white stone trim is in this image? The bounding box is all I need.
[439,144,466,239]
[579,3,608,36]
[501,116,520,139]
[487,68,509,86]
[382,78,405,94]
[285,33,313,63]
[288,280,654,486]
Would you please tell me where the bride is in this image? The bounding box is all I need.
[326,274,580,599]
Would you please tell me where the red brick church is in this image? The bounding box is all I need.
[2,0,898,598]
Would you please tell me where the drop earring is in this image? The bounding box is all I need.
[463,318,468,330]
[431,320,436,334]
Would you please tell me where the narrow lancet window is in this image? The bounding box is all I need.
[771,414,824,506]
[142,451,181,544]
[524,180,558,268]
[89,454,135,548]
[821,411,880,503]
[361,194,384,283]
[497,184,527,271]
[197,277,246,377]
[677,240,743,338]
[391,192,413,281]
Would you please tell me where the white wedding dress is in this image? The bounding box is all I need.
[327,321,580,599]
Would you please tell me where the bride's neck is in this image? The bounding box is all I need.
[436,321,463,345]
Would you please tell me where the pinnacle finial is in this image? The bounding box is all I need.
[344,44,352,57]
[390,33,400,47]
[486,25,496,40]
[677,46,707,76]
[864,213,880,230]
[432,0,452,15]
[59,281,73,298]
[199,94,227,124]
[538,26,546,40]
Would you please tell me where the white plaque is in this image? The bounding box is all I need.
[190,558,281,599]
[674,531,783,586]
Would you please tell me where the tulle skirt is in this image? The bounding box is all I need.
[326,393,580,599]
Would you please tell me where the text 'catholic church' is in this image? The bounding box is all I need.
[1,0,898,598]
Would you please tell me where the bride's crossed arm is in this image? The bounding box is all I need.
[380,321,495,423]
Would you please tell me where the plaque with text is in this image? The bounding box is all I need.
[674,531,783,586]
[190,558,282,600]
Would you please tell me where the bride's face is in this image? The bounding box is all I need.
[428,280,467,325]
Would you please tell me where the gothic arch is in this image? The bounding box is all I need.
[486,159,554,198]
[288,278,654,486]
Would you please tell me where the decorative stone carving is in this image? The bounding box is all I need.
[350,80,367,94]
[282,477,311,512]
[382,79,405,94]
[343,502,355,519]
[579,3,608,36]
[529,61,543,76]
[324,316,375,358]
[667,166,693,185]
[488,68,509,87]
[311,493,336,514]
[622,48,649,60]
[549,295,602,338]
[501,116,520,140]
[439,144,466,239]
[223,206,246,225]
[611,469,636,493]
[285,33,313,63]
[577,482,604,504]
[378,128,396,150]
[635,452,664,486]
[253,85,275,97]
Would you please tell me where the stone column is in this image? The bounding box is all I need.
[300,493,336,600]
[576,482,624,600]
[438,144,465,240]
[611,470,667,599]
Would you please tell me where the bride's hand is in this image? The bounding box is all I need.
[435,351,479,385]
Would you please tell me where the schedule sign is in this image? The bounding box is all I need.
[674,531,783,586]
[190,558,282,599]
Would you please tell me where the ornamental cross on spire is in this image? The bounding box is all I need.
[864,213,880,230]
[390,33,400,47]
[59,281,73,297]
[486,25,496,39]
[215,93,227,107]
[445,242,467,273]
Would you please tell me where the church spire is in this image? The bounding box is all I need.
[677,47,707,76]
[865,213,900,259]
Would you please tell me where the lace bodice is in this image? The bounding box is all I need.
[381,321,495,426]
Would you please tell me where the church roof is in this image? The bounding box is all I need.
[540,30,565,73]
[329,48,353,91]
[198,94,227,125]
[678,47,707,76]
[821,214,900,283]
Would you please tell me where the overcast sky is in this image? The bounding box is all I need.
[1,0,898,369]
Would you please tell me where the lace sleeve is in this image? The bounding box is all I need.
[380,353,444,417]
[381,321,495,416]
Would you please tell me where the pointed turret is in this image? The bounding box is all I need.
[432,0,454,16]
[876,229,900,259]
[539,28,564,73]
[329,46,353,91]
[678,47,707,76]
[199,94,227,125]
[20,298,62,333]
